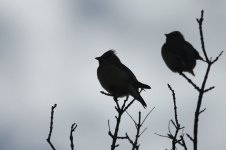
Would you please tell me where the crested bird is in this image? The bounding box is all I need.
[96,50,151,108]
[161,31,203,76]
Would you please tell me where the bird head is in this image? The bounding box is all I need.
[165,31,185,42]
[95,50,121,64]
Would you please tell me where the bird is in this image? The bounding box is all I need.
[95,50,151,108]
[161,31,203,76]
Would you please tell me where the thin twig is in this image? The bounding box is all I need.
[141,107,155,126]
[126,133,134,145]
[180,135,188,150]
[123,98,136,112]
[199,108,206,114]
[186,133,194,142]
[155,133,169,139]
[194,12,213,148]
[70,123,78,150]
[106,88,149,149]
[110,106,123,150]
[125,108,154,150]
[110,96,134,150]
[196,10,208,62]
[167,84,179,125]
[46,104,57,150]
[126,111,137,127]
[157,84,187,150]
[139,128,148,137]
[211,51,223,64]
[179,72,200,91]
[204,86,215,93]
[132,111,142,150]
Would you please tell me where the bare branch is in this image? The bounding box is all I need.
[126,111,137,127]
[109,96,136,150]
[180,135,188,150]
[123,98,136,112]
[141,107,155,126]
[179,73,200,91]
[105,82,150,150]
[186,133,194,142]
[126,133,134,145]
[155,132,170,139]
[204,86,215,93]
[211,51,223,64]
[132,111,142,150]
[108,120,111,133]
[167,84,179,126]
[158,84,187,150]
[193,10,216,149]
[124,109,154,150]
[46,104,57,150]
[199,108,206,115]
[114,98,121,111]
[70,123,78,150]
[196,10,209,62]
[139,127,148,137]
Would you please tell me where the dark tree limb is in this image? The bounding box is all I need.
[156,84,187,150]
[193,10,223,150]
[186,133,194,142]
[70,123,78,150]
[168,84,187,150]
[46,104,57,150]
[179,72,200,91]
[106,95,136,150]
[125,108,155,150]
[212,51,223,64]
[180,135,188,150]
[46,104,78,150]
[114,108,154,150]
[132,111,142,150]
[196,10,208,62]
[204,86,215,93]
[103,89,151,150]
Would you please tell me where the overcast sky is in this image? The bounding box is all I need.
[0,0,225,150]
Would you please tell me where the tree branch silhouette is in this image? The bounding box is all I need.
[107,96,135,150]
[47,104,57,150]
[193,10,223,150]
[46,104,78,150]
[177,10,223,150]
[156,84,187,150]
[70,123,78,150]
[102,89,151,150]
[125,108,155,150]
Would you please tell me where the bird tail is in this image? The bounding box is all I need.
[196,54,204,61]
[135,90,147,108]
[128,85,147,108]
[137,95,147,108]
[188,70,195,76]
[138,82,151,89]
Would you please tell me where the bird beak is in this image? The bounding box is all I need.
[95,57,100,60]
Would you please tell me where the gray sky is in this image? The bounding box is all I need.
[0,0,225,150]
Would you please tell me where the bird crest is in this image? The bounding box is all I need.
[102,49,116,57]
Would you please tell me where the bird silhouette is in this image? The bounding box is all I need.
[162,31,203,76]
[96,50,151,108]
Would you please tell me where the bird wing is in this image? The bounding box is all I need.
[162,43,188,70]
[184,41,203,60]
[104,64,129,85]
[116,63,150,89]
[116,63,139,85]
